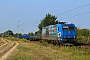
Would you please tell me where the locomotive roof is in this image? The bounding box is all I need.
[42,22,75,29]
[57,22,66,24]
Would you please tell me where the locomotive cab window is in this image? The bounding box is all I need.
[63,26,68,30]
[63,26,74,30]
[58,27,59,31]
[69,26,74,30]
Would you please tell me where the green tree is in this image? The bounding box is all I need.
[35,30,41,36]
[28,32,34,36]
[3,30,14,36]
[13,33,22,37]
[38,13,58,30]
[0,33,3,37]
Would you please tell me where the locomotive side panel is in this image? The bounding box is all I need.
[42,25,58,40]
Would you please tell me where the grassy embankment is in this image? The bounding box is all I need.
[6,37,90,60]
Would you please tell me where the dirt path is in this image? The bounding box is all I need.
[0,38,19,60]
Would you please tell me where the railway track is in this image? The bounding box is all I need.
[29,38,90,47]
[0,38,18,60]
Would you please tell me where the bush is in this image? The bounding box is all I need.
[76,28,90,44]
[7,36,20,41]
[22,38,29,42]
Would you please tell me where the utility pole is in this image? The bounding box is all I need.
[17,21,20,37]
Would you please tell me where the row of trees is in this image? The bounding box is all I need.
[0,30,34,37]
[0,30,14,37]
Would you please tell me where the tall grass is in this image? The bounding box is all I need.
[7,36,30,43]
[77,36,90,44]
[35,40,90,60]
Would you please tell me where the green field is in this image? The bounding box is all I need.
[6,38,90,60]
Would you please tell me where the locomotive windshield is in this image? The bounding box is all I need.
[63,26,74,30]
[69,26,74,30]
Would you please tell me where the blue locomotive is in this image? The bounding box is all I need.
[42,22,76,43]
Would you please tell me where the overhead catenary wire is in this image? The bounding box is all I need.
[18,21,26,27]
[59,12,90,20]
[57,4,90,15]
[52,0,78,13]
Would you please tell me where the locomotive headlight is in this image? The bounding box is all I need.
[63,36,66,38]
[73,36,75,38]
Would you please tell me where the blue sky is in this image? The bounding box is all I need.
[0,0,90,34]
